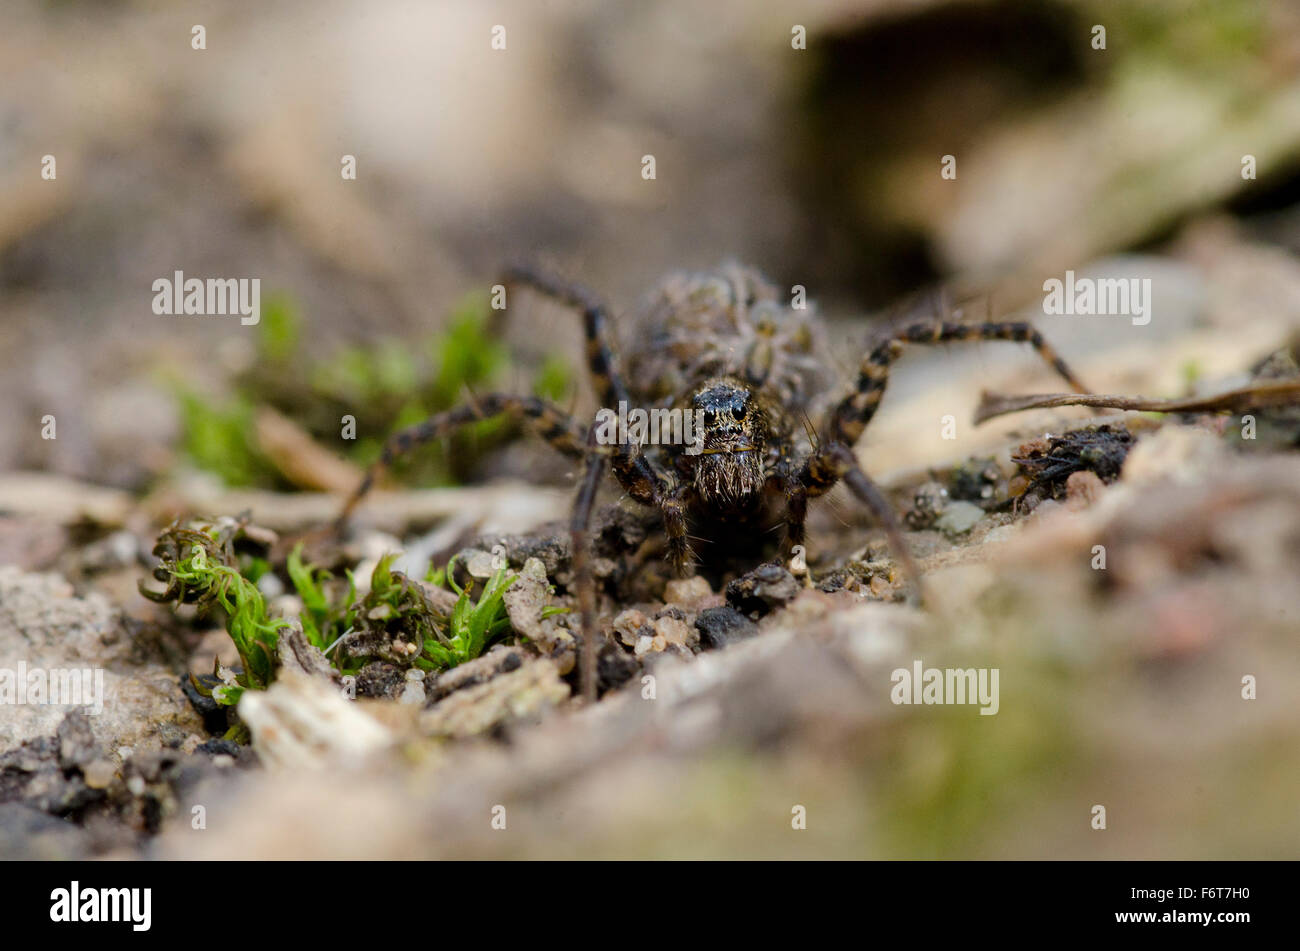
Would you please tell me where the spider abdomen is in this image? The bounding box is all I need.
[625,263,831,414]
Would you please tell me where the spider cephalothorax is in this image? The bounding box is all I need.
[338,263,1091,700]
[680,376,770,509]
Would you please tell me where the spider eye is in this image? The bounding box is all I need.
[731,405,745,421]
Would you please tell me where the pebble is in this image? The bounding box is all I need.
[664,576,712,605]
[936,501,985,536]
[725,563,800,617]
[695,606,759,650]
[82,759,117,789]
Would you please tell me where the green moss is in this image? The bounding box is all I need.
[145,519,527,711]
[177,289,569,489]
[257,292,301,364]
[176,390,280,489]
[876,661,1077,858]
[141,519,287,705]
[428,295,507,408]
[286,543,356,660]
[533,353,573,403]
[417,557,516,670]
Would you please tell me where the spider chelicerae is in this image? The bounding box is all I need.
[337,262,1089,699]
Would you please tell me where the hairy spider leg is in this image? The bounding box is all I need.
[338,269,700,698]
[795,442,926,603]
[335,394,587,529]
[786,319,1087,598]
[501,264,632,408]
[568,430,607,703]
[829,320,1090,447]
[503,265,696,573]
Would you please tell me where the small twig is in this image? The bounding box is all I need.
[973,380,1300,425]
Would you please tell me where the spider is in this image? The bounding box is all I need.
[336,262,1089,700]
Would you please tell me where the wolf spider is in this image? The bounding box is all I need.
[336,263,1089,700]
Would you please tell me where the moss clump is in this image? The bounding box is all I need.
[418,558,516,671]
[144,522,523,709]
[140,518,285,705]
[174,291,573,489]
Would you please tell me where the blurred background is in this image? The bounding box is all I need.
[4,0,1300,494]
[2,0,1300,860]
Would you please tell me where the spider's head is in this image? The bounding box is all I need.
[688,377,767,507]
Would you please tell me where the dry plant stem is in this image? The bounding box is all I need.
[974,381,1300,425]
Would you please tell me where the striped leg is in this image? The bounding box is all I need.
[608,448,694,575]
[828,321,1090,446]
[762,455,808,563]
[503,266,695,573]
[797,442,924,601]
[569,438,606,703]
[571,436,689,699]
[501,264,631,408]
[335,394,587,528]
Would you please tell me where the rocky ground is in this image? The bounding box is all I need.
[2,0,1299,860]
[3,275,1298,857]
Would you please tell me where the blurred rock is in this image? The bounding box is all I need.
[239,671,394,770]
[695,605,759,649]
[419,658,569,739]
[0,567,204,757]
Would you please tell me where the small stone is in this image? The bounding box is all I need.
[1121,425,1222,486]
[57,710,98,771]
[241,671,395,767]
[651,613,696,648]
[257,572,286,599]
[949,458,1001,503]
[82,759,116,789]
[868,574,895,599]
[725,563,799,617]
[596,643,639,694]
[695,606,759,650]
[0,567,204,760]
[78,530,141,573]
[426,648,530,703]
[196,738,242,757]
[465,549,499,579]
[906,481,948,529]
[1065,470,1106,507]
[664,576,713,605]
[613,609,653,648]
[419,659,569,738]
[355,662,405,700]
[936,501,985,536]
